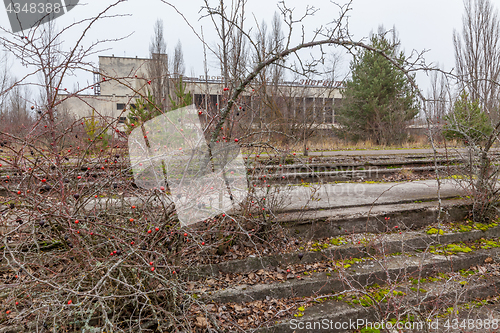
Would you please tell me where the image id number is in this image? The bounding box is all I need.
[6,2,61,14]
[444,319,498,330]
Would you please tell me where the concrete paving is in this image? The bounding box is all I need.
[258,179,464,213]
[306,148,462,156]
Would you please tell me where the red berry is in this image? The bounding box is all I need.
[287,269,290,273]
[234,138,239,142]
[131,205,136,209]
[74,220,79,224]
[130,218,134,222]
[147,230,152,234]
[77,176,81,179]
[155,227,159,231]
[202,242,205,245]
[131,241,134,245]
[149,261,153,265]
[68,300,72,304]
[151,267,155,271]
[184,233,188,237]
[17,191,21,195]
[41,179,46,183]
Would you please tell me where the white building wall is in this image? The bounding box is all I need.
[59,55,343,123]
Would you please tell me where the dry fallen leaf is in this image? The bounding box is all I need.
[195,316,208,328]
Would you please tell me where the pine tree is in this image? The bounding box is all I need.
[125,91,162,132]
[336,30,419,145]
[169,76,193,111]
[443,91,493,145]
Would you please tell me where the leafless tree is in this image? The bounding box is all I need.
[0,50,10,116]
[5,82,33,135]
[172,39,185,78]
[148,18,170,111]
[453,0,500,121]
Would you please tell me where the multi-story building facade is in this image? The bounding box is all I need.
[59,55,343,128]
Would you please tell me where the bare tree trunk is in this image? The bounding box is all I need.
[454,0,500,121]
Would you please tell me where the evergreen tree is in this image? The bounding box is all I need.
[443,91,493,145]
[125,91,162,132]
[336,30,419,144]
[169,76,193,111]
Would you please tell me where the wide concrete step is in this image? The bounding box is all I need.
[251,165,447,184]
[259,271,500,332]
[208,247,500,304]
[185,222,500,280]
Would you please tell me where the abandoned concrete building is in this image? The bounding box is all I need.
[59,55,343,128]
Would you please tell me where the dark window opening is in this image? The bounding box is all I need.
[117,103,126,110]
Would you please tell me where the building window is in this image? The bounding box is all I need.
[118,117,127,124]
[117,103,126,110]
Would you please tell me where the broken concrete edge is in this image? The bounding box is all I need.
[281,198,471,239]
[183,222,500,281]
[256,157,464,170]
[256,165,449,181]
[182,200,479,280]
[206,248,500,304]
[273,196,466,221]
[256,277,500,333]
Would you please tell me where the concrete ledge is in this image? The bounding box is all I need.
[259,278,500,332]
[187,224,499,280]
[208,248,500,304]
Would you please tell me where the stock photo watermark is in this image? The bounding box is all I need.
[3,0,79,33]
[290,318,500,331]
[128,105,247,227]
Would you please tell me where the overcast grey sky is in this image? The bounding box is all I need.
[0,0,468,93]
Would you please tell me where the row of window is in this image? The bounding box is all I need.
[193,94,341,124]
[116,95,341,124]
[117,103,136,110]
